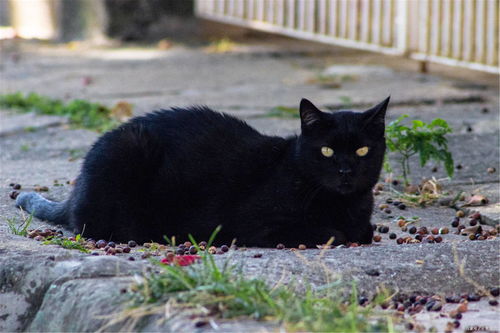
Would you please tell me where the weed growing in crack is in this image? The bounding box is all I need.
[42,233,89,253]
[0,92,122,132]
[120,228,394,332]
[6,211,33,237]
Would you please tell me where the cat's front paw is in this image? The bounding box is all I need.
[346,224,373,244]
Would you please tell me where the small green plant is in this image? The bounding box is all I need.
[43,233,89,253]
[7,212,33,237]
[265,105,299,119]
[339,95,353,108]
[206,37,236,53]
[385,115,454,185]
[20,143,30,152]
[0,92,121,132]
[125,228,393,332]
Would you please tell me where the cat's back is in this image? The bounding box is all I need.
[131,106,287,157]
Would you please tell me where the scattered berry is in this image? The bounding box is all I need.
[389,233,397,239]
[489,299,498,306]
[298,244,306,250]
[189,245,198,254]
[13,184,21,190]
[451,218,460,228]
[276,243,285,249]
[456,210,465,218]
[487,167,496,174]
[96,240,107,248]
[439,227,449,234]
[409,226,417,234]
[9,191,19,200]
[220,245,229,252]
[108,241,116,248]
[373,235,382,242]
[397,203,406,210]
[490,287,499,297]
[396,237,404,244]
[128,240,137,247]
[378,226,389,233]
[467,293,481,302]
[431,228,439,235]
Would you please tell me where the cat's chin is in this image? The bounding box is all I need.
[323,182,356,195]
[336,184,355,195]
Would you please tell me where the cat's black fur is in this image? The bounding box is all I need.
[16,98,389,247]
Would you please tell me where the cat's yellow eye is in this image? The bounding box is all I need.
[356,146,369,157]
[321,146,334,157]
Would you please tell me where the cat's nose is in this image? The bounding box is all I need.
[339,168,352,175]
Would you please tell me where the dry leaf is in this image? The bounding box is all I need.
[111,101,133,122]
[460,225,482,235]
[462,194,489,207]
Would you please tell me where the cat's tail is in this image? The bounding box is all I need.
[16,192,68,224]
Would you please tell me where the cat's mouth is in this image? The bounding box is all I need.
[337,181,354,194]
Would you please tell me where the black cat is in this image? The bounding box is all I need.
[16,97,389,247]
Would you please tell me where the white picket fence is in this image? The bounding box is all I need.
[195,0,499,74]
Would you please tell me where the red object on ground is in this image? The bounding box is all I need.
[160,255,201,266]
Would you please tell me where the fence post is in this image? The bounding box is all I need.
[395,0,408,55]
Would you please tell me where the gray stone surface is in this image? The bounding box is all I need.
[0,36,499,331]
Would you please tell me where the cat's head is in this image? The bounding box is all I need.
[296,97,389,194]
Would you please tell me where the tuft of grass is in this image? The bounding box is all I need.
[20,143,30,152]
[308,74,356,89]
[7,212,33,237]
[42,233,89,253]
[265,105,299,119]
[205,37,236,53]
[128,228,392,332]
[0,92,122,132]
[339,95,353,108]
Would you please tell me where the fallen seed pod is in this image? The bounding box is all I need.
[439,227,449,234]
[456,302,468,313]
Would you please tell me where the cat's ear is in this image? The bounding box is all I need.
[300,98,323,128]
[362,96,390,129]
